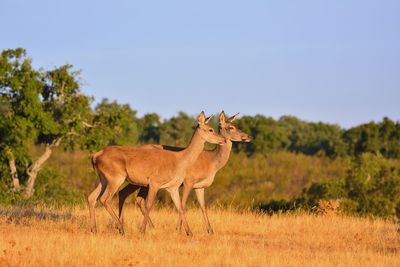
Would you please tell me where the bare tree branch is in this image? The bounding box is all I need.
[6,149,21,192]
[24,136,63,198]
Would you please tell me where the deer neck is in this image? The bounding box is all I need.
[213,139,232,170]
[178,128,205,168]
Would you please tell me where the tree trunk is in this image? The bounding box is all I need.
[24,137,63,198]
[8,155,21,192]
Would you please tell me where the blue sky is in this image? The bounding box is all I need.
[1,0,399,128]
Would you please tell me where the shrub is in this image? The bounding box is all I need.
[0,167,83,207]
[343,153,400,218]
[258,153,400,219]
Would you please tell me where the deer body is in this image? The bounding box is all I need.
[95,145,194,188]
[88,112,224,236]
[191,144,232,188]
[118,112,251,234]
[137,141,232,187]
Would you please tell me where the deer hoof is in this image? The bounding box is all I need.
[139,228,146,235]
[186,230,193,237]
[118,228,125,236]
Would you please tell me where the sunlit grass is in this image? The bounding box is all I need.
[0,205,399,266]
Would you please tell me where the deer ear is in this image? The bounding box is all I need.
[197,111,206,125]
[219,111,226,124]
[205,115,213,124]
[227,112,240,123]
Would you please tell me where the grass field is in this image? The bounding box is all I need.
[0,205,399,267]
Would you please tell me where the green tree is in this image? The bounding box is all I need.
[235,115,289,155]
[138,113,161,144]
[343,118,400,158]
[378,117,400,158]
[343,153,400,218]
[83,98,140,152]
[160,112,195,146]
[343,122,380,156]
[279,116,346,157]
[0,48,92,197]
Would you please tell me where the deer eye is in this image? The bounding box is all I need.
[208,128,214,132]
[228,126,235,130]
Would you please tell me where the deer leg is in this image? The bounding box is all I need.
[136,186,155,228]
[140,184,159,234]
[87,176,107,234]
[176,183,193,232]
[118,183,140,225]
[100,177,125,235]
[168,186,193,236]
[195,188,213,234]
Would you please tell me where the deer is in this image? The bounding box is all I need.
[118,111,252,234]
[87,111,226,236]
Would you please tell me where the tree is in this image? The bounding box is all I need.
[82,98,140,152]
[0,48,92,197]
[159,112,195,146]
[343,122,380,156]
[343,153,400,218]
[235,115,289,155]
[343,118,400,158]
[138,113,161,144]
[378,117,400,158]
[279,116,346,157]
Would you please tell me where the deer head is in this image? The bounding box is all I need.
[197,111,226,145]
[218,111,252,142]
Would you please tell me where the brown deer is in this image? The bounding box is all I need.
[118,111,251,234]
[87,111,225,236]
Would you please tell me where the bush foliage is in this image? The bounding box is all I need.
[259,153,400,219]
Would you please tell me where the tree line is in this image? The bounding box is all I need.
[1,48,400,218]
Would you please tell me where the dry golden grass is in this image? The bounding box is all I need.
[0,205,399,267]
